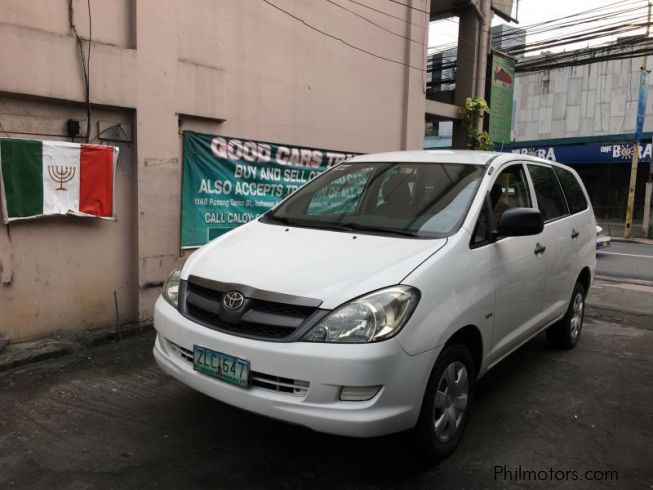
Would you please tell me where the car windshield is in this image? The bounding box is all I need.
[262,161,486,238]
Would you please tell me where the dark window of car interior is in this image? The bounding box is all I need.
[266,162,486,238]
[472,164,532,245]
[552,166,588,214]
[527,164,569,222]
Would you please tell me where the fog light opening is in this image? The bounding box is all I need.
[339,385,382,401]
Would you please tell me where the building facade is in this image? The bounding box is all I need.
[507,41,653,234]
[0,0,430,342]
[425,24,525,147]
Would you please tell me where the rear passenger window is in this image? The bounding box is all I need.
[527,165,569,222]
[553,166,588,214]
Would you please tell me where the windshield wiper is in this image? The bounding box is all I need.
[264,215,295,226]
[265,216,420,237]
[335,222,420,238]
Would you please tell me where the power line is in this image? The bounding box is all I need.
[68,0,92,143]
[261,0,425,71]
[427,0,652,89]
[385,0,429,15]
[516,39,653,72]
[427,1,648,68]
[347,0,426,29]
[429,0,646,53]
[324,0,423,44]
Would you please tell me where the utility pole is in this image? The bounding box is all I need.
[644,144,653,237]
[625,1,652,239]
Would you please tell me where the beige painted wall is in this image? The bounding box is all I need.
[0,0,428,341]
[0,98,137,341]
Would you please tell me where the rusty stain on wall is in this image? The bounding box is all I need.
[143,157,178,167]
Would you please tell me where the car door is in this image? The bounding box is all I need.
[526,163,573,323]
[552,164,595,286]
[472,162,547,364]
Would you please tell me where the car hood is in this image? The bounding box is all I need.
[182,220,446,309]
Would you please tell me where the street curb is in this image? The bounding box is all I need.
[610,237,653,245]
[586,306,653,331]
[595,274,653,287]
[0,322,153,373]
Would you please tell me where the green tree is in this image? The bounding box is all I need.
[459,97,493,150]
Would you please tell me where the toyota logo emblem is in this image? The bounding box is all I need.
[223,291,245,310]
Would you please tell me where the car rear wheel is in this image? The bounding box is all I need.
[413,344,475,461]
[546,282,586,349]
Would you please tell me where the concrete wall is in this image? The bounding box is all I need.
[0,0,429,341]
[514,52,652,141]
[0,97,137,341]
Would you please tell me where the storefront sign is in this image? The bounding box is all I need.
[488,52,515,145]
[181,131,357,248]
[502,141,653,165]
[635,68,649,142]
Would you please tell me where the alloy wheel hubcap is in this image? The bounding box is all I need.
[570,292,584,339]
[433,361,469,443]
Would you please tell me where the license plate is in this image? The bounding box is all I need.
[193,345,249,388]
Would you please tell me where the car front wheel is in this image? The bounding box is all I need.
[546,282,586,349]
[414,343,475,461]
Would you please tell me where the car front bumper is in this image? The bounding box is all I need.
[153,297,437,437]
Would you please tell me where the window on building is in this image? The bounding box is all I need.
[540,79,550,94]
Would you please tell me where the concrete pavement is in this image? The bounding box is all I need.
[596,241,653,284]
[587,279,653,322]
[1,283,652,489]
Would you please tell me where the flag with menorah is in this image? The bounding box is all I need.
[0,139,118,223]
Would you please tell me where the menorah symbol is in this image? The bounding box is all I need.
[47,165,76,191]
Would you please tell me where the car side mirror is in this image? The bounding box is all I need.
[497,208,544,237]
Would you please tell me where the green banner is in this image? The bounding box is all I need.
[181,131,358,248]
[488,52,515,145]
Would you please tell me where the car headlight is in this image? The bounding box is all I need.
[302,286,420,343]
[163,268,182,307]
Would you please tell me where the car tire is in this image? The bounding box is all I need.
[413,343,475,462]
[546,282,586,349]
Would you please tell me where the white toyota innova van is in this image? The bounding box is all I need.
[154,150,596,460]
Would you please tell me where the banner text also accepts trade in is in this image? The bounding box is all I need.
[181,131,358,247]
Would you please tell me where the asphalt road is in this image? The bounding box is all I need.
[1,313,652,490]
[596,241,653,283]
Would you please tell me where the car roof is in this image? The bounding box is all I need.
[347,150,578,171]
[348,150,501,166]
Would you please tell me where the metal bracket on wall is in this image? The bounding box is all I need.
[97,121,132,143]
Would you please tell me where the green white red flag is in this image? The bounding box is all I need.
[0,138,118,223]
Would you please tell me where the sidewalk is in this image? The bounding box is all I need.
[586,279,653,330]
[0,322,151,372]
[611,236,653,245]
[597,220,651,241]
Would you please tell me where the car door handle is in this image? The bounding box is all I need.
[571,229,579,239]
[534,243,546,256]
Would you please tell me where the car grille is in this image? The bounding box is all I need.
[166,339,309,397]
[249,372,309,396]
[181,277,321,341]
[168,339,194,362]
[249,300,316,318]
[186,304,295,339]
